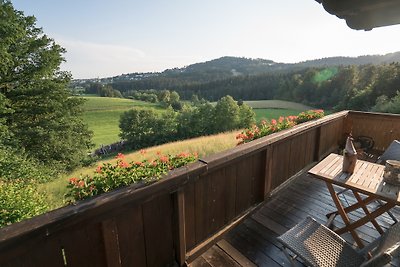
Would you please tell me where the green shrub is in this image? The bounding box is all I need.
[0,147,52,182]
[66,151,198,201]
[0,179,49,227]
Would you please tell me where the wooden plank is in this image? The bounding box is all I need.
[305,129,317,164]
[264,146,273,197]
[115,205,147,267]
[251,152,265,205]
[60,222,107,267]
[288,134,306,177]
[195,173,208,245]
[173,189,187,266]
[3,237,65,267]
[235,158,253,214]
[186,204,259,263]
[102,219,121,267]
[201,246,241,267]
[224,165,238,223]
[189,255,213,267]
[142,194,174,267]
[224,225,282,267]
[209,168,229,234]
[230,221,303,267]
[184,182,197,250]
[217,239,257,267]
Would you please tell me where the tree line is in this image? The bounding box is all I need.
[119,96,255,149]
[103,63,400,113]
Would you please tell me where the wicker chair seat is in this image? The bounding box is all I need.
[277,217,365,267]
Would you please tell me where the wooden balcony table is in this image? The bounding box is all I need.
[308,153,400,249]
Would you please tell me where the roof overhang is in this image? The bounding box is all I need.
[316,0,400,30]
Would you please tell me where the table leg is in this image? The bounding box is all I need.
[326,195,376,219]
[325,182,365,248]
[352,191,384,235]
[335,202,396,235]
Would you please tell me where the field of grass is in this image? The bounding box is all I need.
[244,99,313,110]
[39,130,240,210]
[80,96,163,147]
[253,108,306,121]
[243,99,315,122]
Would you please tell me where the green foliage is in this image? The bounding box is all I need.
[214,95,240,132]
[120,96,255,150]
[237,110,324,144]
[66,152,198,201]
[0,146,52,182]
[0,179,48,227]
[99,85,122,98]
[119,108,177,149]
[0,2,93,173]
[238,104,256,128]
[295,109,325,123]
[372,92,400,114]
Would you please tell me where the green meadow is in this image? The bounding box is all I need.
[80,96,164,147]
[244,99,314,121]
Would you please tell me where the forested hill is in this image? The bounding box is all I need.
[75,53,400,113]
[75,51,400,84]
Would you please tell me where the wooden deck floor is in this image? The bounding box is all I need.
[190,171,400,267]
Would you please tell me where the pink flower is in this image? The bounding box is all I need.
[160,155,169,163]
[118,161,130,168]
[271,119,277,125]
[140,149,147,155]
[96,165,102,173]
[134,161,144,167]
[115,153,125,159]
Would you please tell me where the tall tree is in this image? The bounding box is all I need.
[214,95,240,132]
[0,1,92,172]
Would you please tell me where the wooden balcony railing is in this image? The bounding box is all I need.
[0,111,399,267]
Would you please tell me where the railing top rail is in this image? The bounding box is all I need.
[348,110,400,119]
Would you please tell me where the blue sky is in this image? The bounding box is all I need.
[12,0,400,79]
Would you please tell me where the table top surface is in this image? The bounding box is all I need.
[308,153,400,204]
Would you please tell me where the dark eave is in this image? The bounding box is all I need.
[316,0,400,30]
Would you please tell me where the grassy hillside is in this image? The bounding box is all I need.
[39,130,239,210]
[81,96,163,147]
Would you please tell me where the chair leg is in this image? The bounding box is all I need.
[281,246,298,267]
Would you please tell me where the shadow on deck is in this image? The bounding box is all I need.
[191,171,400,267]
